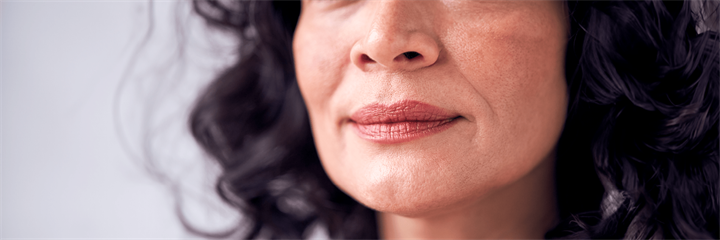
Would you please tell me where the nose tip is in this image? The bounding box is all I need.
[350,28,440,72]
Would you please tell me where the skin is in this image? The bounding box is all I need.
[293,0,569,238]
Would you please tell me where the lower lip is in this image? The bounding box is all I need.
[351,118,458,144]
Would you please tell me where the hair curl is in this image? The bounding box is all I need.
[552,1,719,238]
[186,0,719,238]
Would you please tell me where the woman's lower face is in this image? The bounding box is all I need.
[293,0,569,218]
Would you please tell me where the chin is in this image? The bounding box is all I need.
[354,188,448,218]
[358,185,496,219]
[345,166,498,218]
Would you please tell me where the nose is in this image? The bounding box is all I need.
[350,0,441,72]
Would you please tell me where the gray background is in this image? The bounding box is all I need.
[3,0,241,238]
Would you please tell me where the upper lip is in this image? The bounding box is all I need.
[350,100,459,124]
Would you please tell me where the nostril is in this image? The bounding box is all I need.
[361,54,375,63]
[403,51,420,59]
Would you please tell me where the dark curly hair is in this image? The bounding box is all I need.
[186,0,719,238]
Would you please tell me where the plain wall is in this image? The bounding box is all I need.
[2,0,239,238]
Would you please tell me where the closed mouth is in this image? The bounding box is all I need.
[349,100,460,144]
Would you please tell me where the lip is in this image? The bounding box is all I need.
[349,100,460,144]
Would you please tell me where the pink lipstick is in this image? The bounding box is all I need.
[350,100,460,144]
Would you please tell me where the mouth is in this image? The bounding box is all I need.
[349,100,461,144]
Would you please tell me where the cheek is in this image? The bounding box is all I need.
[293,19,356,190]
[294,34,342,111]
[293,19,355,133]
[444,5,568,191]
[452,9,567,126]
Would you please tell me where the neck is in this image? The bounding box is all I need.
[378,155,558,239]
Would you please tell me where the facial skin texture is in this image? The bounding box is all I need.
[294,0,569,238]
